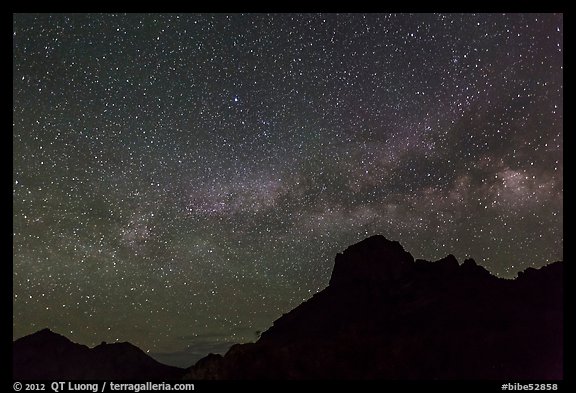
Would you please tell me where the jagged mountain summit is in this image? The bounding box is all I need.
[184,235,563,380]
[13,328,184,380]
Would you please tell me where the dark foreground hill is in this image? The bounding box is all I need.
[184,235,563,380]
[13,328,184,380]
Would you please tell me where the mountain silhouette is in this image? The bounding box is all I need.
[13,235,563,380]
[184,235,563,380]
[13,328,185,380]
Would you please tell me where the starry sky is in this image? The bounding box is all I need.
[13,13,563,366]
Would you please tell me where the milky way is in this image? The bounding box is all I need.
[13,13,563,363]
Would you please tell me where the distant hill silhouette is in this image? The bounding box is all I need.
[13,328,184,380]
[184,235,563,380]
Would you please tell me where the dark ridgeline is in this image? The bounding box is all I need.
[12,328,184,380]
[184,235,563,380]
[13,235,563,380]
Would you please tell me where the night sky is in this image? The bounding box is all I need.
[13,13,563,365]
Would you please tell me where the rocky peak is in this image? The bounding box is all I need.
[329,235,414,287]
[184,235,563,380]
